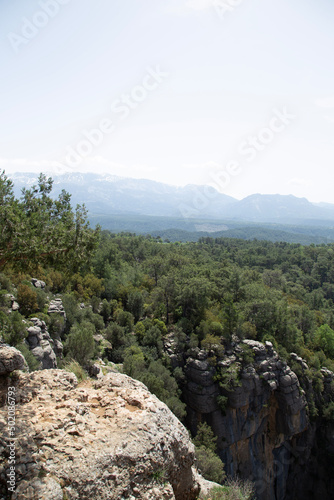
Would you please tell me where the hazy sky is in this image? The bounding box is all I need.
[1,0,334,202]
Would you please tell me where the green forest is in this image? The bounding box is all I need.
[2,171,334,496]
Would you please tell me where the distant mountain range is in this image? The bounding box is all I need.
[224,193,334,223]
[9,172,334,225]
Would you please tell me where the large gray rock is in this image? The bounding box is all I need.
[88,363,102,378]
[26,326,43,349]
[31,341,57,370]
[185,340,309,500]
[0,345,25,375]
[25,318,59,370]
[31,278,46,289]
[47,298,66,319]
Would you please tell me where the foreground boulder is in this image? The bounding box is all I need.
[0,370,200,499]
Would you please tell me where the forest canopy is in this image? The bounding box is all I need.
[0,170,100,272]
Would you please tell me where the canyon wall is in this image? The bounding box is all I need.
[184,340,334,500]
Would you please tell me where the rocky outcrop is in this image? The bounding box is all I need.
[31,278,46,289]
[25,318,59,369]
[47,297,66,355]
[193,469,221,496]
[184,340,313,500]
[0,369,200,500]
[88,363,102,378]
[3,292,65,370]
[24,297,67,369]
[47,298,66,320]
[0,345,25,376]
[5,294,19,312]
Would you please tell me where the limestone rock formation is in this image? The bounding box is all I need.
[11,301,19,312]
[31,278,46,289]
[46,297,66,355]
[184,340,313,500]
[47,298,66,320]
[0,345,25,375]
[4,294,19,312]
[25,318,59,369]
[0,369,200,500]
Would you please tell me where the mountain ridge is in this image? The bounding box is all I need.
[7,171,334,223]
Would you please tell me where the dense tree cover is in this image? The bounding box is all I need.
[89,232,334,417]
[0,170,99,272]
[2,228,334,411]
[3,229,329,412]
[91,232,334,350]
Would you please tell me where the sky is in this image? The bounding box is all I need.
[1,0,334,203]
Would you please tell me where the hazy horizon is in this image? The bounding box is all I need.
[1,0,334,203]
